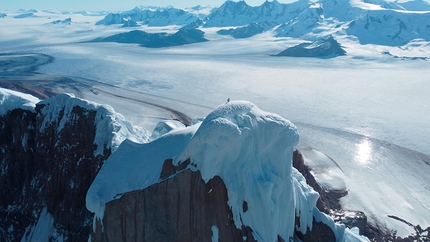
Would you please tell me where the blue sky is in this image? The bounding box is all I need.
[1,0,296,11]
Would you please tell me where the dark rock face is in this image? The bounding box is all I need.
[295,217,336,242]
[217,22,275,39]
[332,210,367,235]
[92,157,340,242]
[293,149,347,213]
[92,159,256,242]
[0,104,111,241]
[0,109,37,241]
[275,35,346,58]
[121,20,139,28]
[92,29,208,48]
[293,149,367,237]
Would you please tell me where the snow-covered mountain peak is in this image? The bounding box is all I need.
[184,4,216,17]
[218,0,253,14]
[86,100,370,241]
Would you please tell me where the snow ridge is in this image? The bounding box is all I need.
[0,88,40,116]
[37,93,149,156]
[179,101,301,241]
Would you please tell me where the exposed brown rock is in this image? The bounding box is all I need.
[0,104,111,241]
[331,210,367,236]
[293,149,367,236]
[160,158,191,180]
[293,149,347,213]
[0,109,37,241]
[295,217,336,242]
[92,160,256,242]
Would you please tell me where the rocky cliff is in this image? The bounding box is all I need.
[92,157,340,242]
[92,159,256,242]
[1,90,371,241]
[275,35,346,58]
[0,91,148,241]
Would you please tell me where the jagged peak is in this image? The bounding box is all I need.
[219,0,251,9]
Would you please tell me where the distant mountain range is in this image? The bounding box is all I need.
[96,0,430,46]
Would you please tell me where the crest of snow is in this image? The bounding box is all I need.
[38,93,149,156]
[177,101,302,240]
[150,119,186,141]
[97,5,199,26]
[274,2,324,38]
[184,5,216,17]
[0,88,40,116]
[86,100,360,241]
[204,0,310,27]
[349,0,386,10]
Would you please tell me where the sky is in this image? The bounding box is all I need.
[1,0,297,12]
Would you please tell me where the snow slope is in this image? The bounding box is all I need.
[0,88,40,116]
[87,100,368,241]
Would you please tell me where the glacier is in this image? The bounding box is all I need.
[1,0,430,240]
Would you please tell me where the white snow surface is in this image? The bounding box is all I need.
[86,100,367,241]
[0,87,40,116]
[37,93,150,155]
[150,119,186,140]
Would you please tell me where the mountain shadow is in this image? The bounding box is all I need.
[92,29,208,48]
[274,35,346,58]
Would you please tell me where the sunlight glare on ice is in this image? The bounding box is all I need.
[354,138,373,166]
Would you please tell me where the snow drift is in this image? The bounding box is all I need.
[86,100,368,241]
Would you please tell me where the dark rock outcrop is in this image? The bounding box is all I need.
[293,149,367,237]
[92,28,208,48]
[0,104,112,241]
[92,159,256,242]
[0,109,37,241]
[293,149,347,213]
[92,157,340,242]
[275,35,346,58]
[295,217,336,242]
[121,20,139,28]
[217,22,275,38]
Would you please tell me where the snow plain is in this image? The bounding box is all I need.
[1,9,430,237]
